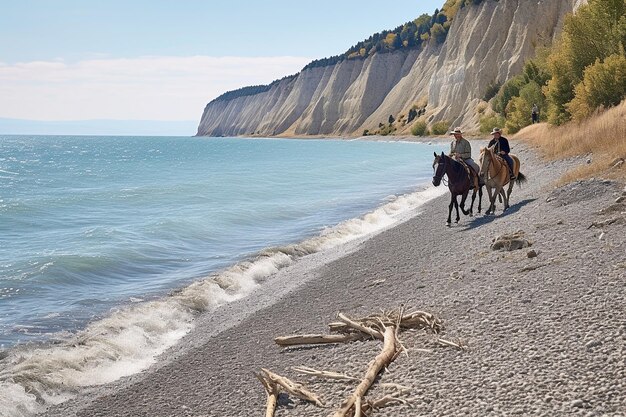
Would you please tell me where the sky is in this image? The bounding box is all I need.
[0,0,443,133]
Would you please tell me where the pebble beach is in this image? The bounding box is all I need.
[44,142,626,417]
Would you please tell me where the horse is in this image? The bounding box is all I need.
[478,146,527,214]
[432,152,483,225]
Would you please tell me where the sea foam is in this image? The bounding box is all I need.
[0,185,445,417]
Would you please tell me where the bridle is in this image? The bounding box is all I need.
[433,155,448,186]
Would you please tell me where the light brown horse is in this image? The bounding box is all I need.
[478,146,527,214]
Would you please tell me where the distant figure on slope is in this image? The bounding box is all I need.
[449,127,481,187]
[531,103,539,124]
[488,128,515,180]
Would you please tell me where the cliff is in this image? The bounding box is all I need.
[197,0,583,137]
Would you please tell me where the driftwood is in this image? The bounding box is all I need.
[328,310,443,335]
[331,326,397,417]
[292,366,358,381]
[263,307,446,416]
[255,372,279,417]
[275,333,364,346]
[261,368,325,407]
[337,312,384,340]
[354,396,362,417]
[438,337,466,350]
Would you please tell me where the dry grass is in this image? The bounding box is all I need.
[513,100,626,184]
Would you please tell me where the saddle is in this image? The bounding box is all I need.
[458,159,480,190]
[494,153,517,180]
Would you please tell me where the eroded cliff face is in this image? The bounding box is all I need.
[197,0,581,137]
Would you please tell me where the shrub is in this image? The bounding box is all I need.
[492,75,525,115]
[567,53,626,120]
[479,114,506,134]
[411,120,429,136]
[483,81,501,102]
[430,121,449,135]
[505,81,546,133]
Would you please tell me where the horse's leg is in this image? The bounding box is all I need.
[468,188,477,216]
[454,194,461,223]
[492,185,503,213]
[478,186,483,213]
[447,195,454,225]
[460,190,470,217]
[485,185,495,215]
[505,181,514,209]
[498,187,506,212]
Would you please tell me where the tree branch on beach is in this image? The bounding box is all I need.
[331,325,397,417]
[291,366,358,381]
[255,368,326,417]
[265,308,445,416]
[276,309,443,348]
[275,333,365,346]
[254,371,279,417]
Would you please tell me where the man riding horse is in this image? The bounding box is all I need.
[449,127,482,188]
[487,128,515,180]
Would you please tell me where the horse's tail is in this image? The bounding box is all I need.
[515,172,527,187]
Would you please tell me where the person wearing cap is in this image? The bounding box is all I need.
[449,127,480,181]
[488,128,515,179]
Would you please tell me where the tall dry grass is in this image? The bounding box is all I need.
[513,100,626,184]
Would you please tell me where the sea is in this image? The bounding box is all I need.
[0,135,445,416]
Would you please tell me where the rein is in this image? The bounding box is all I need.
[433,156,447,185]
[434,155,464,187]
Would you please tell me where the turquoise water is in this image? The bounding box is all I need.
[0,135,438,348]
[0,135,446,416]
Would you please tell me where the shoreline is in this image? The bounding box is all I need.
[41,142,626,416]
[0,143,446,417]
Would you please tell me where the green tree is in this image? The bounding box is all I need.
[567,53,626,120]
[492,75,526,115]
[504,82,544,133]
[543,0,626,123]
[430,23,447,46]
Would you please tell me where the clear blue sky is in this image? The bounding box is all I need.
[2,0,443,62]
[0,0,444,131]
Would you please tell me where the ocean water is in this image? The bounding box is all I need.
[0,135,443,416]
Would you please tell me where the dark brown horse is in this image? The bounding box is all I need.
[432,152,483,225]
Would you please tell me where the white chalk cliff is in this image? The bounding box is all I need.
[197,0,583,137]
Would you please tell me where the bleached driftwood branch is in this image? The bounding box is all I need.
[275,333,364,346]
[261,368,324,407]
[291,366,358,381]
[331,326,397,417]
[255,371,279,417]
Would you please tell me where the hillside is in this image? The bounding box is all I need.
[197,0,584,137]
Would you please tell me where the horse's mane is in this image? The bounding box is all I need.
[442,153,466,175]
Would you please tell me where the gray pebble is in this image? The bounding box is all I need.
[585,340,602,349]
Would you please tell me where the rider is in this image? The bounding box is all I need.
[449,127,481,186]
[488,127,515,180]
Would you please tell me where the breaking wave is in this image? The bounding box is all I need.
[0,185,445,417]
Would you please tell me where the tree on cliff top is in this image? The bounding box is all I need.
[304,0,482,71]
[490,0,626,128]
[544,0,626,123]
